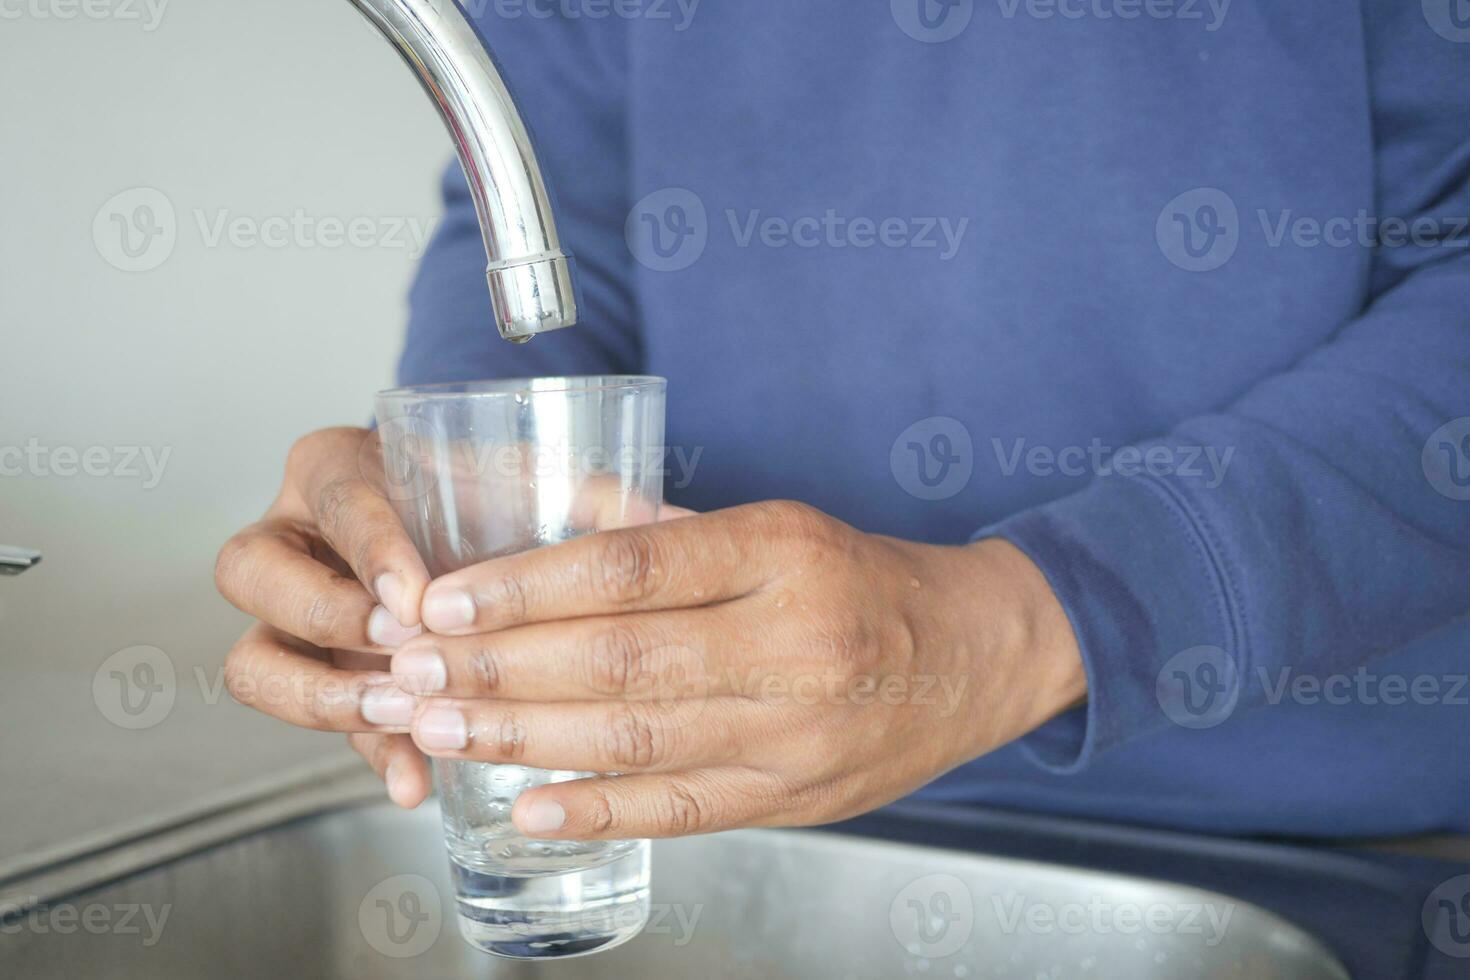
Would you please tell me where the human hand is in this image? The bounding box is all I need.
[213,427,436,807]
[390,500,1086,839]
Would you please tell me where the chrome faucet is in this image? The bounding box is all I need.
[349,0,578,342]
[6,4,572,574]
[0,546,42,576]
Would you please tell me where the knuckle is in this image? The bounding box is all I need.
[765,499,831,538]
[604,704,661,770]
[300,591,345,647]
[464,645,504,696]
[301,682,337,730]
[213,533,253,600]
[655,780,709,836]
[788,773,848,822]
[481,573,529,625]
[585,622,648,698]
[591,531,661,605]
[588,788,617,835]
[313,476,358,541]
[757,501,841,567]
[826,617,880,673]
[487,711,527,762]
[284,430,325,475]
[348,534,383,583]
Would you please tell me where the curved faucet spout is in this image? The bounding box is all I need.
[347,0,577,342]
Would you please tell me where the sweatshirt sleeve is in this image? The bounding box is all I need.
[987,6,1470,772]
[397,12,639,386]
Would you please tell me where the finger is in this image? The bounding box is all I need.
[285,427,431,628]
[390,606,742,702]
[216,521,411,651]
[223,623,414,733]
[420,502,793,635]
[406,695,746,774]
[659,504,697,522]
[510,768,792,840]
[347,733,433,809]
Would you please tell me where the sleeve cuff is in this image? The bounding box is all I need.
[977,467,1242,774]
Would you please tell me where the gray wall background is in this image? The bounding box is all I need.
[1,0,451,866]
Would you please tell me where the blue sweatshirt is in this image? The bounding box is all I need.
[398,1,1470,838]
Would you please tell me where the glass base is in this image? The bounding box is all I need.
[450,842,651,959]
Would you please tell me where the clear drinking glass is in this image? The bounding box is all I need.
[374,376,666,959]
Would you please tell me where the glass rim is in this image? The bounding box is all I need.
[376,375,667,401]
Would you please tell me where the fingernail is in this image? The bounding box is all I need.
[392,647,447,695]
[375,573,409,623]
[368,605,423,648]
[416,706,468,750]
[384,758,403,795]
[422,588,475,632]
[519,799,566,835]
[361,687,415,727]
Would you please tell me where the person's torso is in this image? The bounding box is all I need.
[616,2,1468,838]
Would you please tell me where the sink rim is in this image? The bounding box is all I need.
[3,796,1357,980]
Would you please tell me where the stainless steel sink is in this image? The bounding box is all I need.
[1,800,1351,979]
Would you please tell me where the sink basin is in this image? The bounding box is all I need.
[2,800,1351,979]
